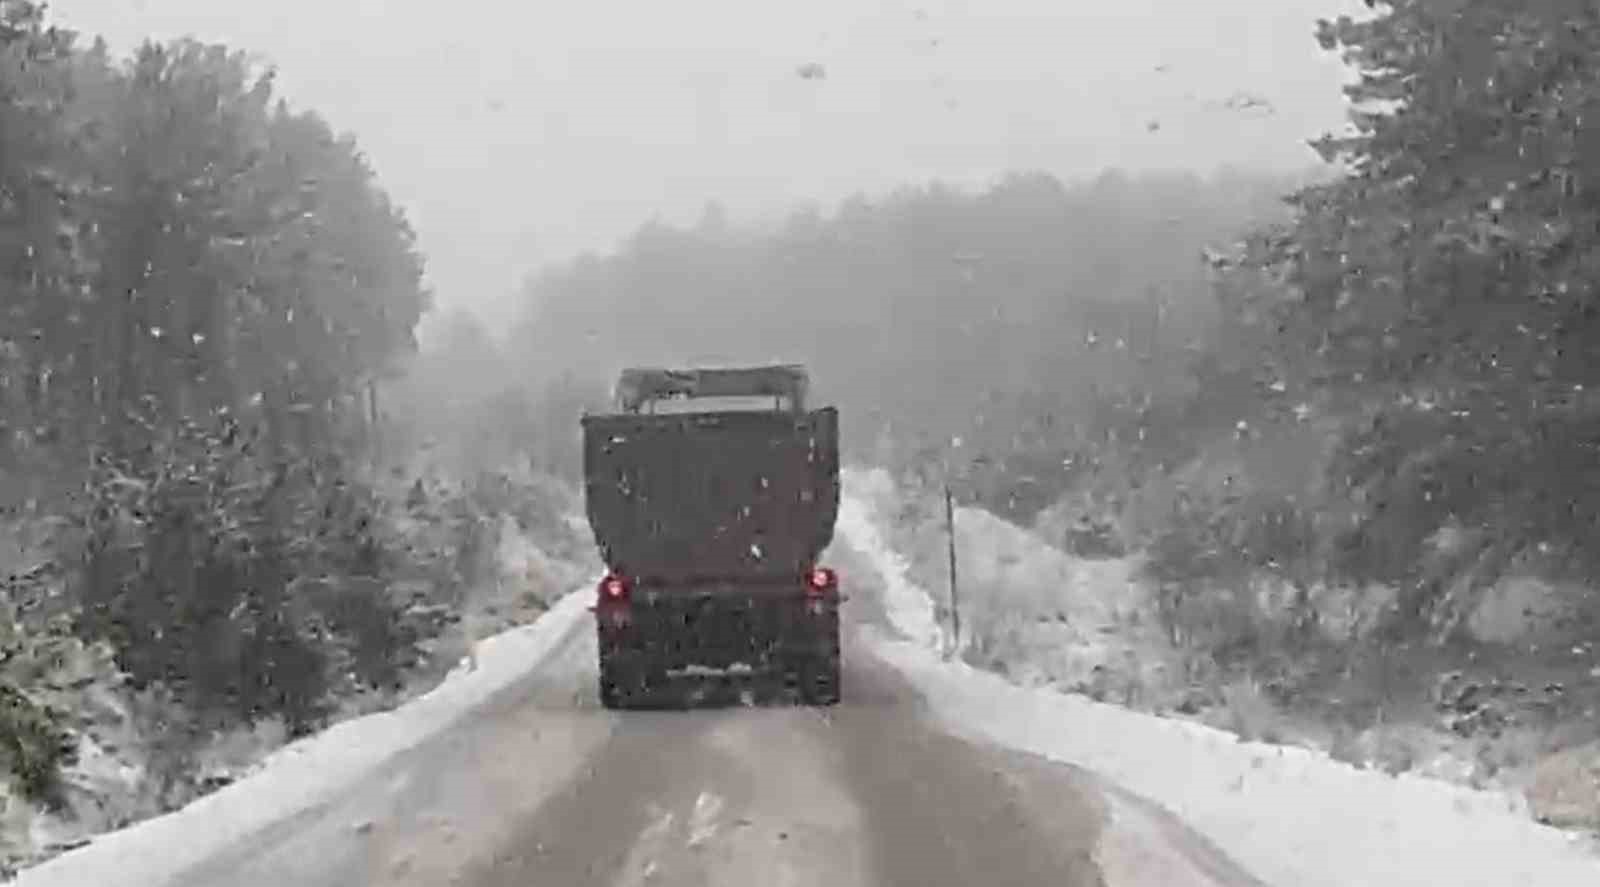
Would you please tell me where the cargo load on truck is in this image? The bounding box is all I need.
[581,364,843,708]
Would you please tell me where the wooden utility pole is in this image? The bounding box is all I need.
[368,378,381,469]
[944,481,960,658]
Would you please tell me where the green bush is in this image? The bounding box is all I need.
[69,420,432,737]
[0,683,73,808]
[1144,491,1323,657]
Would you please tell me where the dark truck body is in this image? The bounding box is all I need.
[581,365,843,707]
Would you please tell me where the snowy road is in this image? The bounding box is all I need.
[78,537,1256,887]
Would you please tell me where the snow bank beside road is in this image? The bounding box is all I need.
[12,587,595,887]
[872,635,1600,887]
[840,488,1600,887]
[837,492,943,651]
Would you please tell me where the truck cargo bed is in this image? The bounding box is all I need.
[580,406,840,583]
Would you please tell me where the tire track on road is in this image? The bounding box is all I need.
[459,705,730,886]
[167,614,608,887]
[832,639,1109,887]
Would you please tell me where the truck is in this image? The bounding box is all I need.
[580,364,843,709]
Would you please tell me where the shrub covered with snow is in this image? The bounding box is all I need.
[843,467,1176,697]
[0,464,592,877]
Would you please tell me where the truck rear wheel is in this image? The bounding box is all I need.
[797,654,841,706]
[797,613,842,706]
[598,661,628,709]
[599,656,655,709]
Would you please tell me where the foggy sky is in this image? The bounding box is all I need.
[53,0,1366,336]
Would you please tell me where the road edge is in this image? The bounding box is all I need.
[13,587,596,887]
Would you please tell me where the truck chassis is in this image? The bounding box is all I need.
[593,572,842,708]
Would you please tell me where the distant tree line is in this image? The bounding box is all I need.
[384,308,608,483]
[510,167,1315,510]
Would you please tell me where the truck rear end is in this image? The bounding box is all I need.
[581,365,842,708]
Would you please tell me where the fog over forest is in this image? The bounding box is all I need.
[4,0,1600,877]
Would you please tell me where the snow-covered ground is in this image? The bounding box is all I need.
[840,483,1600,887]
[841,467,1172,693]
[11,587,597,887]
[19,469,1600,887]
[836,494,944,651]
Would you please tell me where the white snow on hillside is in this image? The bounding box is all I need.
[11,588,596,887]
[841,467,1172,690]
[839,484,1600,887]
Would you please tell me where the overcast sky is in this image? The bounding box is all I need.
[52,0,1366,334]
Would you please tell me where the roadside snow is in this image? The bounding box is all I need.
[1092,792,1235,887]
[840,466,1172,690]
[11,586,595,887]
[840,489,1600,887]
[836,489,944,651]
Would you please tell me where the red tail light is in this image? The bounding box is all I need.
[594,573,633,629]
[806,567,837,595]
[599,574,630,600]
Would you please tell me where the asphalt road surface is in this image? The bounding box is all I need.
[162,540,1263,887]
